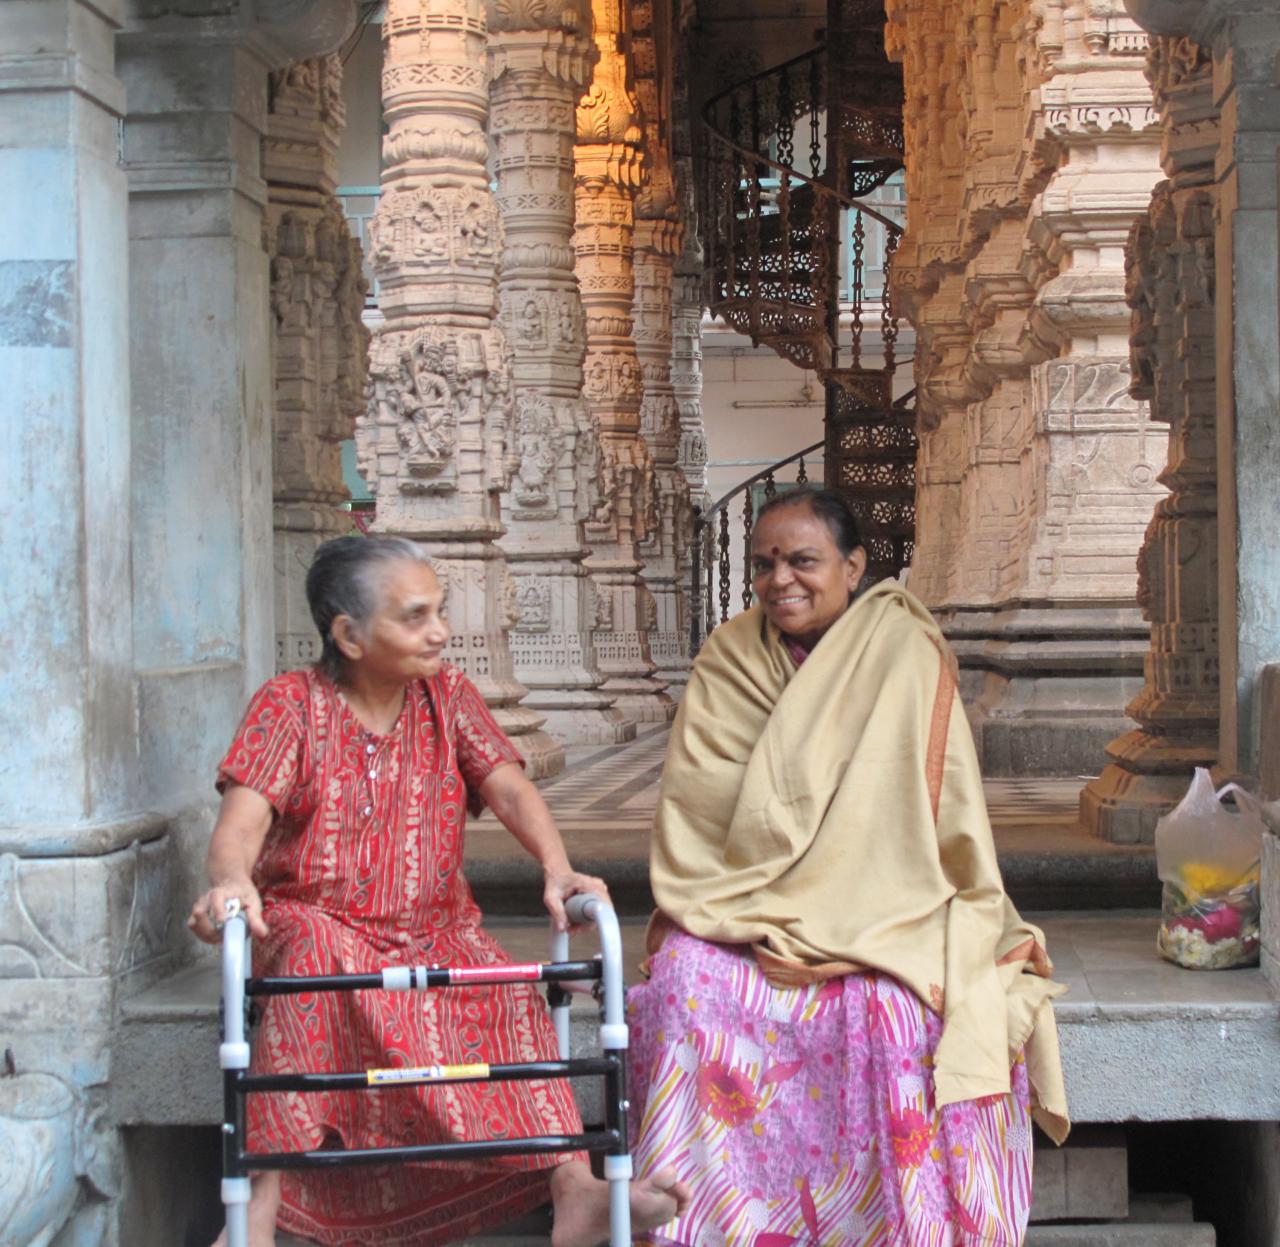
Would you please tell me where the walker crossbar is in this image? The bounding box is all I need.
[235,1129,624,1171]
[247,959,602,996]
[240,1055,617,1092]
[218,892,633,1247]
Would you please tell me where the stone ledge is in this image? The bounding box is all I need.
[1026,1227,1213,1246]
[112,913,1279,1129]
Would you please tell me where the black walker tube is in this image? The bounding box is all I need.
[247,960,602,996]
[223,1068,247,1181]
[604,1048,629,1158]
[239,1129,623,1171]
[243,1056,618,1094]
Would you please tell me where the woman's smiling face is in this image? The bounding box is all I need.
[750,502,867,648]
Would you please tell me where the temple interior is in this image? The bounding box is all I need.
[3,0,1280,1242]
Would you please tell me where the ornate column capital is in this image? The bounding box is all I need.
[486,0,597,87]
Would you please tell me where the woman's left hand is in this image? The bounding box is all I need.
[543,868,611,933]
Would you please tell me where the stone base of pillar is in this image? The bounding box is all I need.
[490,703,566,779]
[1080,728,1218,844]
[607,686,677,723]
[533,698,637,745]
[587,557,675,724]
[942,604,1149,778]
[651,654,691,696]
[647,581,691,694]
[0,822,173,1247]
[505,559,630,747]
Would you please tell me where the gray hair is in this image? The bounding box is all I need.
[305,535,434,680]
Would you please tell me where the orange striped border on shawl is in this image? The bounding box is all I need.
[925,638,957,823]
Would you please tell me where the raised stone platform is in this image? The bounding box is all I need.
[114,912,1280,1129]
[464,726,1160,914]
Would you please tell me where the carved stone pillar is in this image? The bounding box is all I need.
[265,54,371,673]
[357,0,563,776]
[634,214,691,690]
[1127,0,1280,782]
[1081,38,1221,842]
[887,0,1167,776]
[673,187,709,530]
[0,5,136,1242]
[487,0,633,744]
[574,0,673,723]
[631,0,692,692]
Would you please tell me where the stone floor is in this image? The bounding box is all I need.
[465,724,1159,913]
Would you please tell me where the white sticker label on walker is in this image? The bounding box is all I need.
[367,1063,490,1086]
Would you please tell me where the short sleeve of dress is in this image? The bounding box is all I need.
[452,671,524,816]
[216,674,308,815]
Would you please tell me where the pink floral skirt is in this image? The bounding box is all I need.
[628,930,1033,1246]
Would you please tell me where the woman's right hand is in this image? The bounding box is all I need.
[187,878,269,944]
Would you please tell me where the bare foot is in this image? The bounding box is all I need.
[550,1159,691,1247]
[211,1171,282,1247]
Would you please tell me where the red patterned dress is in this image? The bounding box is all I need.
[217,664,582,1245]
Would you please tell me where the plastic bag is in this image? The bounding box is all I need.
[1155,768,1263,969]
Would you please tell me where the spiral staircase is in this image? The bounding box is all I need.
[693,0,917,634]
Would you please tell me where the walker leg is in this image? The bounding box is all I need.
[604,1154,633,1247]
[223,1176,251,1247]
[549,925,571,1059]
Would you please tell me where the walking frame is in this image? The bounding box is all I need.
[218,893,633,1246]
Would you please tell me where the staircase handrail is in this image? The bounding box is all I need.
[701,55,903,238]
[699,440,824,523]
[706,74,906,239]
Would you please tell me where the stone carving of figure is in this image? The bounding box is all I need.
[397,339,455,480]
[554,295,579,348]
[412,197,448,260]
[584,355,611,400]
[518,297,545,345]
[572,404,602,520]
[269,255,295,329]
[591,445,618,526]
[459,198,494,258]
[513,393,562,508]
[515,580,552,631]
[594,587,614,630]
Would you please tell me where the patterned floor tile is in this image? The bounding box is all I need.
[477,726,1086,836]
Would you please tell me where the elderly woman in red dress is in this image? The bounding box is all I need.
[189,536,685,1247]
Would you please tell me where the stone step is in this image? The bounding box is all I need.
[1130,1193,1196,1223]
[1026,1225,1214,1246]
[1031,1126,1128,1222]
[113,913,1280,1133]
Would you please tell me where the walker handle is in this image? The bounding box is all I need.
[565,892,602,925]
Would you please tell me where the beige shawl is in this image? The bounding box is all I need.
[649,581,1070,1143]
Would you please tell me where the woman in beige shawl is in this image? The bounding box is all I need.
[628,490,1068,1246]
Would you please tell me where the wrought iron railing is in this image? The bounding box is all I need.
[697,0,907,385]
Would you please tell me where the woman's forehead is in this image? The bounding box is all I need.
[378,560,440,603]
[752,507,832,552]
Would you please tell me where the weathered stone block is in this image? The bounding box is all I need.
[1025,1227,1213,1246]
[0,839,170,981]
[1030,1128,1128,1222]
[1260,665,1280,802]
[1262,825,1280,993]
